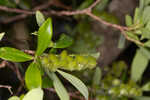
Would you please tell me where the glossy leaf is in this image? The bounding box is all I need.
[36,18,53,56]
[53,34,74,48]
[57,70,89,100]
[36,11,45,27]
[131,50,149,82]
[25,62,42,90]
[0,47,33,62]
[0,32,5,41]
[8,96,20,100]
[49,72,69,100]
[23,88,43,100]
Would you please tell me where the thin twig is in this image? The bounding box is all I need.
[0,0,144,45]
[0,85,13,95]
[0,60,7,68]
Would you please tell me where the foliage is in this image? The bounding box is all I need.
[0,11,99,100]
[1,0,150,100]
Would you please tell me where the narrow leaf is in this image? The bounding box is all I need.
[57,70,89,100]
[118,34,126,49]
[0,32,5,41]
[92,67,102,86]
[25,62,42,90]
[36,11,45,27]
[134,8,140,24]
[49,72,69,100]
[143,6,150,24]
[126,32,139,40]
[36,18,53,56]
[8,96,20,100]
[125,15,133,26]
[142,82,150,91]
[0,47,33,62]
[131,50,149,82]
[53,34,74,48]
[23,88,43,100]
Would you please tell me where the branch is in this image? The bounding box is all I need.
[0,0,144,46]
[0,85,13,95]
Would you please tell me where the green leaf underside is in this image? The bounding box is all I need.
[49,72,69,100]
[57,70,89,100]
[23,88,43,100]
[36,11,45,27]
[131,50,149,82]
[25,62,42,90]
[0,47,33,62]
[36,18,53,56]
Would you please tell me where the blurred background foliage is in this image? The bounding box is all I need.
[1,0,150,100]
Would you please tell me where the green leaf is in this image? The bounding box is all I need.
[0,0,16,7]
[48,72,69,100]
[141,28,150,39]
[143,6,150,24]
[144,40,150,47]
[118,34,126,49]
[139,47,150,59]
[0,47,33,62]
[126,32,139,40]
[42,77,53,88]
[142,82,150,91]
[134,8,140,24]
[8,96,20,100]
[92,67,102,86]
[25,62,42,90]
[139,0,145,11]
[0,32,5,41]
[53,34,74,48]
[125,15,133,26]
[57,70,89,100]
[131,50,149,82]
[23,88,43,100]
[20,95,25,100]
[36,18,53,56]
[36,11,45,27]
